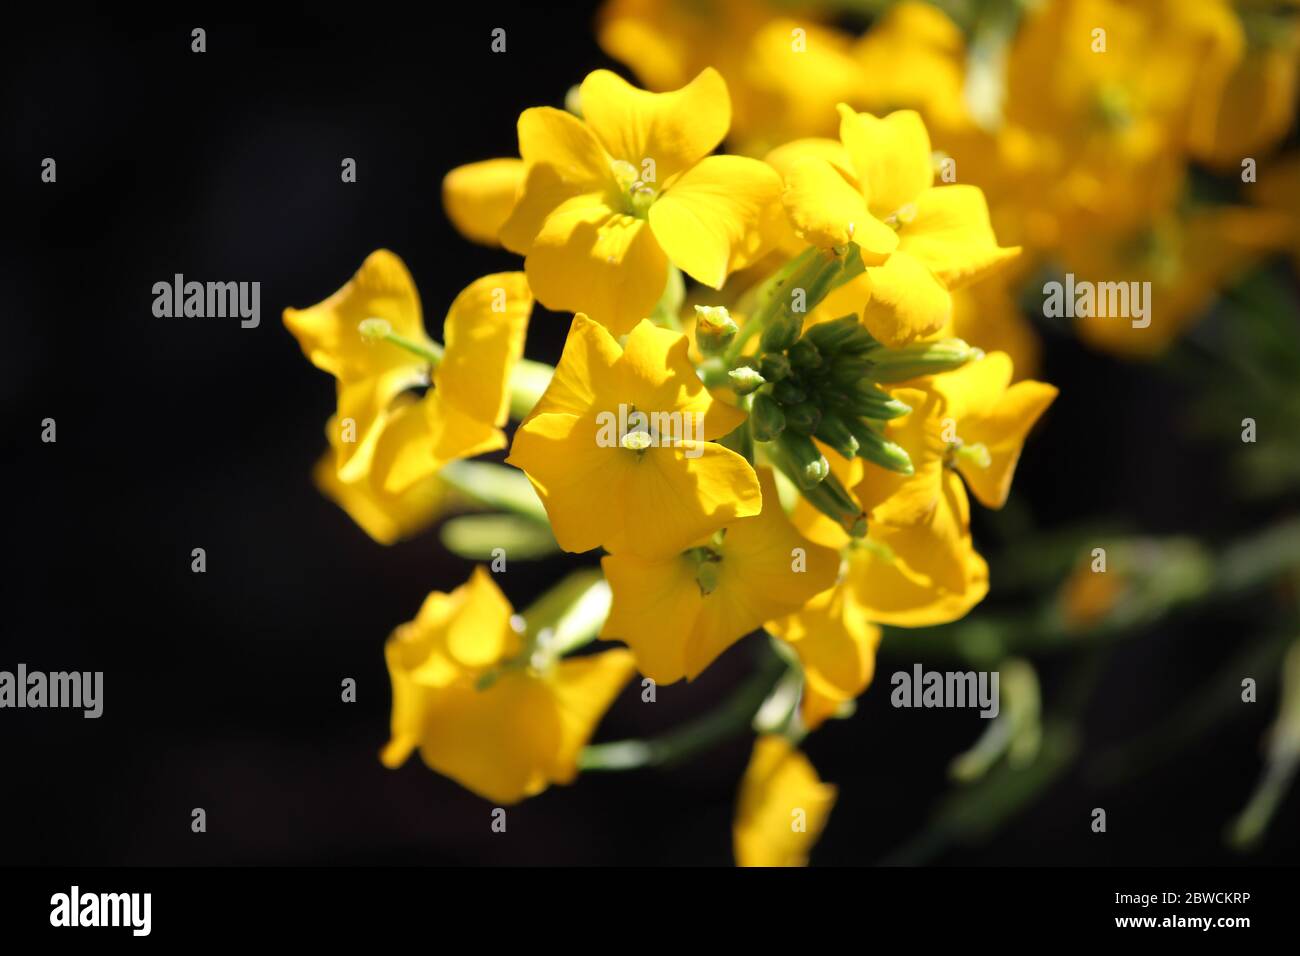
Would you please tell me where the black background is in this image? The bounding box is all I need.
[2,1,1296,866]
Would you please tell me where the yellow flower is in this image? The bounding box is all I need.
[863,348,1055,515]
[785,436,986,629]
[596,0,867,155]
[792,353,1055,628]
[733,735,836,867]
[312,411,455,545]
[772,107,1018,347]
[767,585,882,732]
[852,0,970,131]
[499,68,782,335]
[600,468,839,683]
[507,315,761,558]
[442,158,526,246]
[283,251,532,493]
[1065,206,1293,357]
[1188,2,1300,169]
[381,567,635,804]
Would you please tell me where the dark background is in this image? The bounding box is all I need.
[2,2,1296,865]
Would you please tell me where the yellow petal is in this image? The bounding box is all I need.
[686,469,839,678]
[312,420,451,546]
[368,391,504,496]
[525,314,624,419]
[436,272,533,426]
[334,369,428,484]
[765,138,856,183]
[843,529,989,628]
[837,105,933,218]
[734,736,836,867]
[648,154,782,288]
[545,649,638,784]
[956,387,1058,510]
[618,320,747,439]
[767,586,882,731]
[523,200,668,336]
[414,671,562,804]
[507,410,637,554]
[780,156,898,259]
[602,469,836,681]
[579,67,729,181]
[442,158,525,246]
[516,106,612,186]
[861,251,952,346]
[901,185,1019,290]
[283,249,434,383]
[443,566,517,670]
[600,551,704,684]
[610,442,761,558]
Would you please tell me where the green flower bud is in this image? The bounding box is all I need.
[829,355,873,388]
[750,393,787,442]
[797,470,867,536]
[772,379,808,406]
[778,431,830,488]
[863,338,981,383]
[787,338,823,369]
[784,401,821,435]
[846,417,914,474]
[759,353,792,382]
[849,382,912,420]
[727,365,766,395]
[760,310,803,353]
[694,305,738,356]
[814,411,860,459]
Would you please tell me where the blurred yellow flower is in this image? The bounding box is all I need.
[499,67,782,334]
[597,0,866,155]
[733,735,836,867]
[381,567,636,804]
[283,252,532,493]
[600,468,838,683]
[508,315,760,557]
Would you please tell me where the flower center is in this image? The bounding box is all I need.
[945,436,991,470]
[883,203,917,231]
[610,159,657,218]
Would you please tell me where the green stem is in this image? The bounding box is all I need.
[508,358,555,420]
[381,330,443,366]
[580,646,788,771]
[439,460,547,523]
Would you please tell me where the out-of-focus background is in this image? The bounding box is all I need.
[2,0,1298,865]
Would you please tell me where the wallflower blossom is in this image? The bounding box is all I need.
[283,251,532,496]
[771,107,1018,347]
[733,735,836,867]
[508,315,761,558]
[600,469,838,683]
[382,567,635,804]
[498,67,782,334]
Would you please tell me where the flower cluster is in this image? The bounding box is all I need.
[597,0,1300,360]
[285,39,1060,864]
